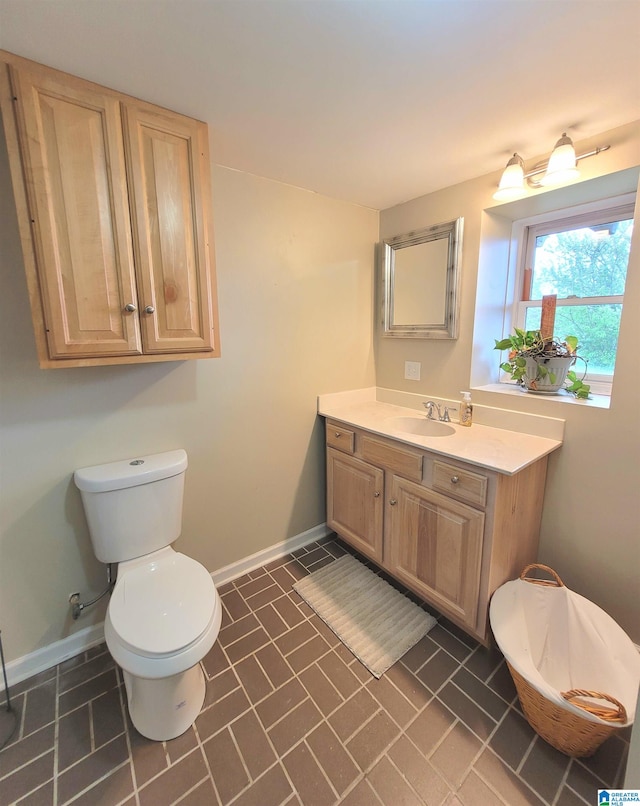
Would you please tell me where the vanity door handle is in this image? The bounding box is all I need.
[373,491,380,498]
[389,499,397,506]
[451,475,460,485]
[335,432,341,438]
[144,305,156,314]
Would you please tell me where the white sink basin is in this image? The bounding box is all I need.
[386,416,455,437]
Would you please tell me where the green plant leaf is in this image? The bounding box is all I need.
[495,339,512,351]
[563,375,591,398]
[565,335,579,354]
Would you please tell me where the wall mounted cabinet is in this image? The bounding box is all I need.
[325,419,548,644]
[0,51,220,368]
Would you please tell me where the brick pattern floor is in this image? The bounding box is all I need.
[0,535,631,805]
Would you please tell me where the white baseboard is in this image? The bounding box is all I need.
[210,523,332,587]
[2,623,106,691]
[2,524,330,691]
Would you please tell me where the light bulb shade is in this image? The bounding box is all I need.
[493,153,526,200]
[540,133,579,186]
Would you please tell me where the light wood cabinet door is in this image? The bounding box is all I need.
[122,104,215,353]
[8,61,140,358]
[327,448,384,563]
[387,474,485,628]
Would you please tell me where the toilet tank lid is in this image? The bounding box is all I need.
[74,449,188,493]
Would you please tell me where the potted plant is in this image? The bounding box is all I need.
[495,328,590,398]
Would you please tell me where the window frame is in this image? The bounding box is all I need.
[508,196,635,396]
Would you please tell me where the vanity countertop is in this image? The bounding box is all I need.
[318,393,562,476]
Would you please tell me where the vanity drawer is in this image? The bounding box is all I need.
[433,461,487,508]
[326,422,355,454]
[360,435,423,482]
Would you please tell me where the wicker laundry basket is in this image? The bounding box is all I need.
[507,662,626,757]
[491,564,636,758]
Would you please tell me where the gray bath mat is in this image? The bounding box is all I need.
[293,553,436,678]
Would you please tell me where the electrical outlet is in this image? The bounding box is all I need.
[404,361,421,381]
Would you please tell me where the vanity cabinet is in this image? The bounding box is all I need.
[0,51,219,368]
[325,419,548,644]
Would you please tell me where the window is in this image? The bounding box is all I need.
[512,201,634,394]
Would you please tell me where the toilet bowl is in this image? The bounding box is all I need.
[74,450,221,741]
[104,546,222,740]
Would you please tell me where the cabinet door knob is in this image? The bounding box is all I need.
[335,432,341,438]
[144,305,156,314]
[124,303,137,312]
[389,498,397,506]
[373,491,380,498]
[451,475,460,484]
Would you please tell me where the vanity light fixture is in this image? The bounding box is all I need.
[493,133,610,201]
[539,132,579,186]
[493,153,526,201]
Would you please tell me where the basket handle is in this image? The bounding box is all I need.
[519,564,564,587]
[561,689,628,723]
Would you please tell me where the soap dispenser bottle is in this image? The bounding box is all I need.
[459,391,473,427]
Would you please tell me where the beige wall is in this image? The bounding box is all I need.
[378,121,640,643]
[0,139,378,662]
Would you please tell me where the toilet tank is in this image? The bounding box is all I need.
[74,449,188,563]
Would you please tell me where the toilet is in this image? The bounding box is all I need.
[74,449,221,741]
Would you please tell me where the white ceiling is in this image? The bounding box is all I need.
[1,0,639,210]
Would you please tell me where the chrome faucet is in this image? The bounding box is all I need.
[423,400,456,422]
[423,400,440,420]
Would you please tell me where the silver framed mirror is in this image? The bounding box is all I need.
[382,217,463,339]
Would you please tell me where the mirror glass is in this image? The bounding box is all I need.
[382,217,463,339]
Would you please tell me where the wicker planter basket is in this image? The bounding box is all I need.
[491,564,636,758]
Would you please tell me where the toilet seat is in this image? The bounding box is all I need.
[109,548,217,657]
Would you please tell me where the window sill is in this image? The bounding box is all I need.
[472,383,611,410]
